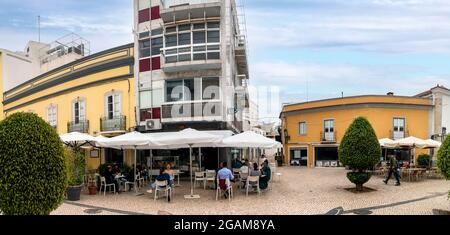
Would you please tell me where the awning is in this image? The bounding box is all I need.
[219,131,282,149]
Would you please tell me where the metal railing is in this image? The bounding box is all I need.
[390,129,409,140]
[162,101,221,119]
[100,116,127,132]
[161,43,220,64]
[320,131,337,143]
[67,120,89,133]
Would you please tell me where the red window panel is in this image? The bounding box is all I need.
[151,6,160,20]
[139,58,151,72]
[140,109,152,122]
[151,57,161,70]
[152,107,161,119]
[138,9,150,23]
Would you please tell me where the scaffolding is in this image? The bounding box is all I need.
[39,33,90,65]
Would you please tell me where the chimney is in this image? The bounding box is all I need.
[387,92,394,96]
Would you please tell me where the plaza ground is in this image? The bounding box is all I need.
[52,167,450,215]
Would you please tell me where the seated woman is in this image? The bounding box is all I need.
[147,168,171,193]
[164,163,175,187]
[259,160,271,190]
[250,163,261,177]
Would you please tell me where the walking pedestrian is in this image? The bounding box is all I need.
[383,155,401,186]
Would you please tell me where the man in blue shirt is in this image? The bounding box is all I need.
[217,162,234,198]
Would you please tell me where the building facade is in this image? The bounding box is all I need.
[133,0,249,134]
[2,43,137,170]
[280,95,432,168]
[415,85,450,142]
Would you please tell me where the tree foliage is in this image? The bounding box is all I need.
[0,112,67,215]
[437,135,450,180]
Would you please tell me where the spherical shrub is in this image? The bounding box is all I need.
[339,117,381,191]
[437,135,450,180]
[417,154,431,168]
[0,112,67,215]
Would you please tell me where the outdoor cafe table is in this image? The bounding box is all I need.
[400,168,426,182]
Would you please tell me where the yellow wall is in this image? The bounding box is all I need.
[3,45,136,170]
[281,97,432,167]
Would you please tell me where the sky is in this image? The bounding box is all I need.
[1,0,450,122]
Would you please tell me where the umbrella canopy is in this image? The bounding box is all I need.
[97,131,154,149]
[379,138,395,147]
[389,136,427,148]
[60,132,97,148]
[423,139,442,149]
[152,128,222,147]
[219,131,282,149]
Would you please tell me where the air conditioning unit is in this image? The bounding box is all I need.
[145,119,162,131]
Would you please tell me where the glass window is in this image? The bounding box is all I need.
[139,31,149,39]
[193,23,205,30]
[165,35,177,47]
[178,24,190,31]
[151,28,163,36]
[193,31,206,44]
[207,22,220,29]
[47,106,57,127]
[184,79,195,101]
[178,33,191,45]
[73,101,85,124]
[139,39,151,58]
[140,89,163,109]
[107,96,114,119]
[207,31,220,43]
[202,77,220,100]
[151,37,163,55]
[166,80,183,102]
[166,26,176,33]
[74,102,80,124]
[299,122,306,135]
[207,52,220,60]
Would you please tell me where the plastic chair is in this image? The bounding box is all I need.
[216,177,233,201]
[238,172,248,189]
[194,171,206,189]
[100,177,116,196]
[205,170,216,189]
[246,176,260,197]
[154,180,172,202]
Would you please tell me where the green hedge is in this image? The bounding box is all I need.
[64,148,85,186]
[0,112,67,215]
[417,154,431,168]
[339,117,381,191]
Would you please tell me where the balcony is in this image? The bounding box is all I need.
[160,0,221,24]
[320,131,337,143]
[390,129,409,140]
[161,101,222,121]
[100,116,127,133]
[235,35,249,78]
[67,120,89,133]
[161,44,221,73]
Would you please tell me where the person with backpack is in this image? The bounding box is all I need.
[383,155,401,186]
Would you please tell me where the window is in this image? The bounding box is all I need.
[207,31,220,43]
[393,118,405,132]
[151,37,163,55]
[178,24,191,31]
[193,31,206,44]
[47,105,57,127]
[165,35,177,47]
[139,37,163,58]
[202,77,220,100]
[324,119,334,133]
[72,100,86,124]
[166,80,183,102]
[299,122,306,135]
[105,93,121,120]
[178,33,191,46]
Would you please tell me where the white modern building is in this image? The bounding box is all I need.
[133,0,250,134]
[416,85,450,141]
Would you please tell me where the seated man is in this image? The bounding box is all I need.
[147,168,172,202]
[259,160,271,190]
[217,161,234,198]
[103,165,120,193]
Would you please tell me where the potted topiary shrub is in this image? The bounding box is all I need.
[0,113,67,215]
[339,117,381,192]
[437,134,450,200]
[65,148,85,201]
[417,154,431,168]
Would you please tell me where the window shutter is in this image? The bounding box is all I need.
[114,93,121,117]
[79,101,86,121]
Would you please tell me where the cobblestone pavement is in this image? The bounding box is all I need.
[51,167,450,215]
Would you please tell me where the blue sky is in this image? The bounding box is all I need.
[1,0,450,121]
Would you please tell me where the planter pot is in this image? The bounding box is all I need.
[66,185,83,201]
[88,185,97,195]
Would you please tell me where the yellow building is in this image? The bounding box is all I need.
[2,43,136,170]
[280,95,433,168]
